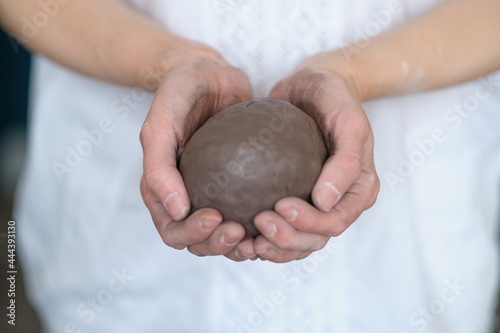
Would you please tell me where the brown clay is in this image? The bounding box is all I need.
[179,97,327,236]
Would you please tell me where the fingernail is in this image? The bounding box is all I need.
[235,249,246,260]
[221,234,239,247]
[199,216,221,232]
[277,208,298,222]
[164,192,188,221]
[316,182,341,212]
[260,220,277,237]
[240,248,255,259]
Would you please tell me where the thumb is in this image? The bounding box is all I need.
[140,88,193,221]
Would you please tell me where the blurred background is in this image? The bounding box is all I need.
[0,24,499,333]
[0,27,41,332]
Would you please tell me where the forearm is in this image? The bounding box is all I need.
[328,0,500,101]
[0,0,206,90]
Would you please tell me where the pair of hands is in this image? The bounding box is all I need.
[140,42,380,263]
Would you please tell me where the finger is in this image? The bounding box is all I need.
[187,221,246,256]
[275,178,374,237]
[268,77,289,100]
[253,211,329,252]
[141,183,174,241]
[253,236,312,263]
[312,106,369,212]
[225,237,256,261]
[140,86,193,221]
[159,208,224,249]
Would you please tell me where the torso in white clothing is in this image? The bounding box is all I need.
[14,1,500,332]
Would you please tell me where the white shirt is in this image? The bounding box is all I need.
[15,0,500,332]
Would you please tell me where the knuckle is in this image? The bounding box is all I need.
[139,121,153,147]
[276,233,296,251]
[363,170,380,208]
[271,78,296,100]
[309,237,328,252]
[140,177,152,204]
[326,225,343,237]
[162,235,185,250]
[349,108,369,128]
[271,79,287,96]
[368,176,380,208]
[326,211,350,237]
[361,188,373,206]
[363,192,374,209]
[294,215,317,233]
[143,168,162,190]
[340,153,363,181]
[231,66,247,79]
[367,196,378,209]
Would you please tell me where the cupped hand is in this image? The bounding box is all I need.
[140,41,253,259]
[227,54,380,263]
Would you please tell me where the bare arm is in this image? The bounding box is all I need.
[337,0,500,100]
[0,0,210,89]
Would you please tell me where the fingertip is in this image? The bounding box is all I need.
[163,192,190,221]
[274,197,302,222]
[233,237,256,259]
[253,235,272,256]
[193,207,223,220]
[221,234,240,247]
[274,196,300,210]
[253,210,274,225]
[312,181,341,213]
[253,211,279,237]
[220,222,246,246]
[311,151,362,212]
[234,249,247,261]
[198,214,223,233]
[268,78,289,101]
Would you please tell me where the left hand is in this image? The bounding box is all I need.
[139,41,253,260]
[226,53,380,263]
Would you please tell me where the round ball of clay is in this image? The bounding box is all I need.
[179,97,327,237]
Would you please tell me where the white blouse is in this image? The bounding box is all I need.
[15,0,500,332]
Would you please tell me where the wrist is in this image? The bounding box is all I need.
[321,50,378,102]
[136,37,224,92]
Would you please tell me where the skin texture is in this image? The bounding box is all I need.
[0,0,499,263]
[179,98,327,237]
[228,68,378,262]
[139,53,254,255]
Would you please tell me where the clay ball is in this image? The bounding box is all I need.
[179,97,327,237]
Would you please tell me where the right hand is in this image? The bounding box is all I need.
[139,40,254,260]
